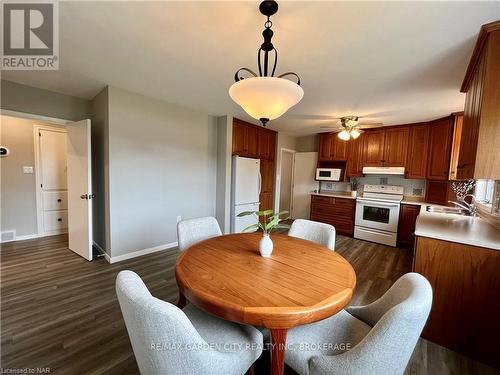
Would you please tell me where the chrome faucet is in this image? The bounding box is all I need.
[448,194,477,216]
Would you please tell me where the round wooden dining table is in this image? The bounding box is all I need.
[175,232,356,375]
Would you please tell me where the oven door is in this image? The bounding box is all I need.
[355,198,400,232]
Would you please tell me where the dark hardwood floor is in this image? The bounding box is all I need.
[1,234,498,374]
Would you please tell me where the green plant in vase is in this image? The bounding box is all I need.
[237,210,290,257]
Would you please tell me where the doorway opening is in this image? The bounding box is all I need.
[1,112,94,261]
[278,149,295,216]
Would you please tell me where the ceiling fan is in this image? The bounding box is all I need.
[319,116,383,140]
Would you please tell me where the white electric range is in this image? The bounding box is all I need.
[354,184,404,247]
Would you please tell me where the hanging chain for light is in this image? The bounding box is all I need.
[234,1,301,85]
[229,0,303,127]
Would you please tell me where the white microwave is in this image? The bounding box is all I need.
[315,168,342,181]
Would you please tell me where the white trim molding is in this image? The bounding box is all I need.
[0,231,67,243]
[105,241,178,264]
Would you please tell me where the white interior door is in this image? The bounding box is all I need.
[292,152,319,219]
[67,119,93,261]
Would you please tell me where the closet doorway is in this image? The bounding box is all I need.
[1,112,93,261]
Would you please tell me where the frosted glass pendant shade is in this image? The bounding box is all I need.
[229,76,304,122]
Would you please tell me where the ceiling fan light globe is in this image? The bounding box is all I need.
[229,77,304,122]
[338,130,351,141]
[351,129,361,139]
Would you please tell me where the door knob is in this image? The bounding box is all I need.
[81,194,88,199]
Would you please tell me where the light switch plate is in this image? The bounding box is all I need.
[23,166,34,174]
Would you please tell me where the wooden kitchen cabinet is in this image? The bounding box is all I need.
[426,116,454,180]
[397,204,420,249]
[383,127,409,166]
[362,129,386,166]
[346,134,364,177]
[460,22,500,180]
[232,120,248,156]
[258,128,276,160]
[318,133,347,161]
[414,236,500,367]
[310,195,355,236]
[260,159,274,193]
[232,119,258,158]
[318,133,334,161]
[233,118,277,212]
[406,124,430,179]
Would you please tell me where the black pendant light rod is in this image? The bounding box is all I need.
[234,0,301,85]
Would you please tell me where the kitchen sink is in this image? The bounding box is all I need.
[425,206,469,215]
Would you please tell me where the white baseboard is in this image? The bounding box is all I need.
[1,231,66,243]
[106,241,178,264]
[14,233,41,241]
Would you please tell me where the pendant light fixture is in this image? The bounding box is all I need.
[229,0,303,127]
[338,116,362,141]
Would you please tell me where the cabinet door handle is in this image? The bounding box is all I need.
[57,199,62,202]
[57,218,62,222]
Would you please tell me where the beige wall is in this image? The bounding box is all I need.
[107,86,218,258]
[1,116,38,236]
[296,134,319,152]
[215,116,233,234]
[1,80,91,121]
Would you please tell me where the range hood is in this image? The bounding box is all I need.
[362,166,405,175]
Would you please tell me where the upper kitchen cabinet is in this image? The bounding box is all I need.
[318,133,347,161]
[258,128,276,160]
[460,21,500,180]
[449,112,466,180]
[318,133,334,161]
[346,134,364,177]
[426,116,454,180]
[233,119,258,158]
[362,129,385,166]
[406,123,430,179]
[232,119,276,160]
[362,127,409,167]
[383,127,409,166]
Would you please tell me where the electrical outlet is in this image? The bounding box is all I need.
[325,182,333,190]
[176,216,182,223]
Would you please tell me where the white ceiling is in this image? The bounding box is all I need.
[3,1,500,135]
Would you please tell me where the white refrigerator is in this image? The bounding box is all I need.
[231,156,261,233]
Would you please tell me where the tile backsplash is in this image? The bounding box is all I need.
[320,176,426,197]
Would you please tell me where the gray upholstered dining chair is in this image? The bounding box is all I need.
[116,270,263,375]
[288,219,336,251]
[284,273,433,375]
[177,216,222,252]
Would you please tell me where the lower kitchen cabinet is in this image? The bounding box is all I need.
[397,204,420,249]
[414,236,500,367]
[310,195,355,236]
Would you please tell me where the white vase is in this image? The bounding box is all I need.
[351,190,357,198]
[259,234,273,257]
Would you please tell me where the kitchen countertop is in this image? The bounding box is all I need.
[312,192,428,203]
[311,191,356,200]
[415,205,500,251]
[401,196,427,205]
